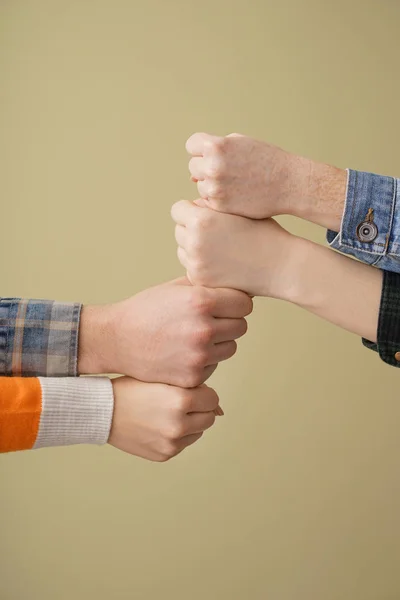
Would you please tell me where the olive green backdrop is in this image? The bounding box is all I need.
[1,1,400,599]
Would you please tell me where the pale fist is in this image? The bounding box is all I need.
[187,132,299,219]
[83,279,252,388]
[109,377,221,462]
[172,201,297,299]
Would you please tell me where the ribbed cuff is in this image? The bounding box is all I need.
[34,377,114,448]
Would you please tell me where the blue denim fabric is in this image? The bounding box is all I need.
[327,169,400,272]
[0,298,81,377]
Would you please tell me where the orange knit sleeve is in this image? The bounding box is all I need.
[0,378,42,452]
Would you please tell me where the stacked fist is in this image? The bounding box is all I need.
[171,133,302,300]
[83,131,345,461]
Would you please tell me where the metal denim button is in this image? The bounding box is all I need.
[395,352,400,362]
[356,221,378,242]
[356,208,378,243]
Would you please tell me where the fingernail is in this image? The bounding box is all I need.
[214,406,224,416]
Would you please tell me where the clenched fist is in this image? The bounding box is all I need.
[109,377,221,462]
[186,132,347,231]
[187,132,297,219]
[171,200,299,299]
[79,278,252,388]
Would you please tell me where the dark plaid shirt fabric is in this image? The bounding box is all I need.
[363,270,400,366]
[0,298,81,377]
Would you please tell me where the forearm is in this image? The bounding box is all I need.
[78,304,113,375]
[281,238,382,342]
[288,155,347,232]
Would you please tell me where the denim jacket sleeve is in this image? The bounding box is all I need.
[327,169,400,272]
[0,298,81,377]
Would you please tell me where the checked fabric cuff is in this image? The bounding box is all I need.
[0,298,82,377]
[362,270,400,367]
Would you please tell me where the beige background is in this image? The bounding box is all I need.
[1,1,400,599]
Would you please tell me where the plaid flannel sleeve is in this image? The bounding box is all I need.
[0,298,82,377]
[362,270,400,367]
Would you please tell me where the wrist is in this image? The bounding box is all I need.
[269,236,317,305]
[285,238,349,312]
[282,239,322,307]
[288,156,347,231]
[78,304,115,375]
[281,237,382,341]
[258,233,310,302]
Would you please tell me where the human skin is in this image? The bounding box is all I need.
[78,277,253,388]
[171,201,381,343]
[109,377,222,462]
[186,132,347,232]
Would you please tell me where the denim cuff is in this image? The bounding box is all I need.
[0,298,82,377]
[327,169,400,272]
[362,270,400,367]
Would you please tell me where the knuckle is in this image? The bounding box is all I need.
[207,181,225,200]
[208,137,226,155]
[172,388,192,412]
[160,441,179,460]
[185,369,205,388]
[178,372,197,389]
[189,349,209,369]
[191,210,213,231]
[194,322,215,345]
[153,454,167,463]
[187,233,204,255]
[205,157,224,179]
[154,451,172,463]
[189,287,214,314]
[165,420,186,441]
